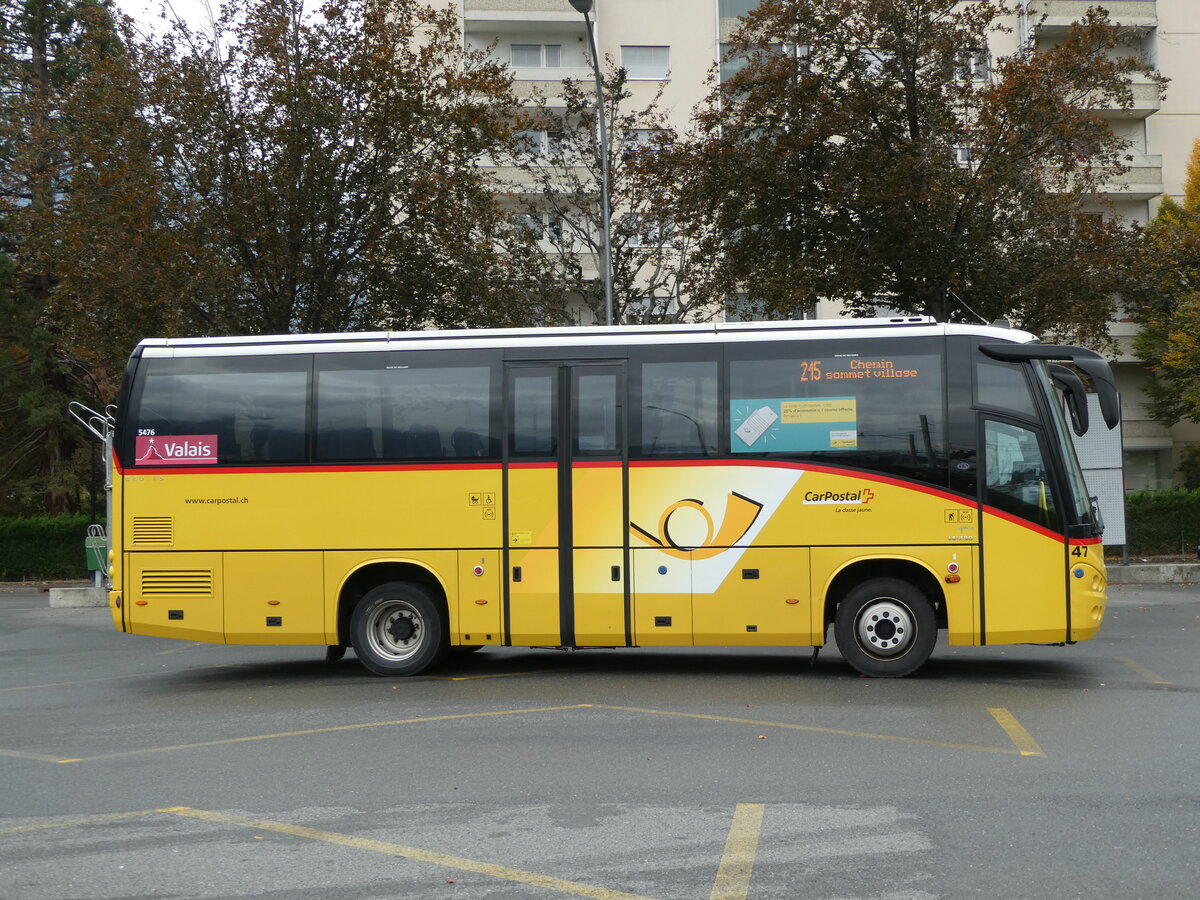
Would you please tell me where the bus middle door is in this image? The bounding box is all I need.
[504,362,629,648]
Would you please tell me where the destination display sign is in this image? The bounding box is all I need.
[730,355,930,453]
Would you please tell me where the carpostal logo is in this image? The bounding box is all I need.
[135,435,218,466]
[631,492,764,560]
[803,488,874,505]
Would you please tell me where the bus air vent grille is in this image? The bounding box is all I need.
[132,517,173,545]
[141,570,213,596]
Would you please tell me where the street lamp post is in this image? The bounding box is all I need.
[568,0,614,326]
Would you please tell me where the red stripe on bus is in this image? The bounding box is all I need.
[981,505,1065,543]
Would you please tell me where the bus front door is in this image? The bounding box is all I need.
[504,362,629,648]
[980,417,1069,643]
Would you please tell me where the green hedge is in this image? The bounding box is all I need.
[1123,489,1200,556]
[0,516,101,580]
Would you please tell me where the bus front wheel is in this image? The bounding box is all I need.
[834,578,936,678]
[351,582,447,677]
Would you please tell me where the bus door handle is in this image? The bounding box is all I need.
[512,566,522,583]
[611,566,621,582]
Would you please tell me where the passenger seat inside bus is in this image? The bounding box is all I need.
[408,424,443,458]
[451,427,484,457]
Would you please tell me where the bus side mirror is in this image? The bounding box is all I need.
[1048,364,1088,436]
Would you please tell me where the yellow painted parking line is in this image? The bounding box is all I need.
[709,804,764,900]
[589,705,1026,756]
[0,809,159,835]
[156,643,206,655]
[55,705,590,764]
[0,747,76,763]
[987,708,1045,757]
[1116,657,1172,685]
[0,671,166,693]
[0,663,250,694]
[37,702,1036,766]
[163,807,657,900]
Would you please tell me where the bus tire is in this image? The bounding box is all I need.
[834,577,936,678]
[351,582,447,677]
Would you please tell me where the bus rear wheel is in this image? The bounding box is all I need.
[834,578,936,678]
[351,582,447,677]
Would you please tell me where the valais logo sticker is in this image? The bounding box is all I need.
[136,435,218,465]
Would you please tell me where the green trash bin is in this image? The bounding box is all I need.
[85,534,106,572]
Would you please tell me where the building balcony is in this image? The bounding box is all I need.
[1088,75,1162,119]
[1026,0,1157,31]
[463,3,588,56]
[508,68,594,88]
[464,0,585,22]
[1095,154,1163,200]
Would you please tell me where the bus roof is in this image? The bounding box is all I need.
[134,317,1037,358]
[129,316,1032,360]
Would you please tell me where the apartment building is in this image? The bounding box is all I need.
[447,0,1200,489]
[1021,1,1199,490]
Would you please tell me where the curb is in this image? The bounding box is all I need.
[1107,563,1200,585]
[48,586,108,608]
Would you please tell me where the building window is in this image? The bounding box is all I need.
[719,42,749,84]
[725,293,813,321]
[515,212,564,243]
[720,42,805,85]
[860,47,894,79]
[1123,448,1172,492]
[623,128,665,154]
[622,45,670,80]
[515,129,543,155]
[718,0,759,17]
[511,44,561,68]
[626,214,674,248]
[957,50,990,82]
[516,128,566,158]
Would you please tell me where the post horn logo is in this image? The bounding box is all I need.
[630,492,763,560]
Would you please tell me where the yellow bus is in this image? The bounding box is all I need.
[100,317,1119,677]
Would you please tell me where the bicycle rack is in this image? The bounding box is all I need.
[69,402,117,588]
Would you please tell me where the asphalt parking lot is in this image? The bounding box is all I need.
[2,581,1197,899]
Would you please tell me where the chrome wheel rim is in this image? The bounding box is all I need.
[365,599,424,662]
[855,598,915,657]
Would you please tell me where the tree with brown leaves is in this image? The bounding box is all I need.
[674,0,1164,344]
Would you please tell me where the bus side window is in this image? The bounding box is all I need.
[316,356,495,462]
[136,360,309,465]
[637,360,717,457]
[984,419,1057,527]
[976,357,1037,418]
[511,373,556,456]
[316,367,384,461]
